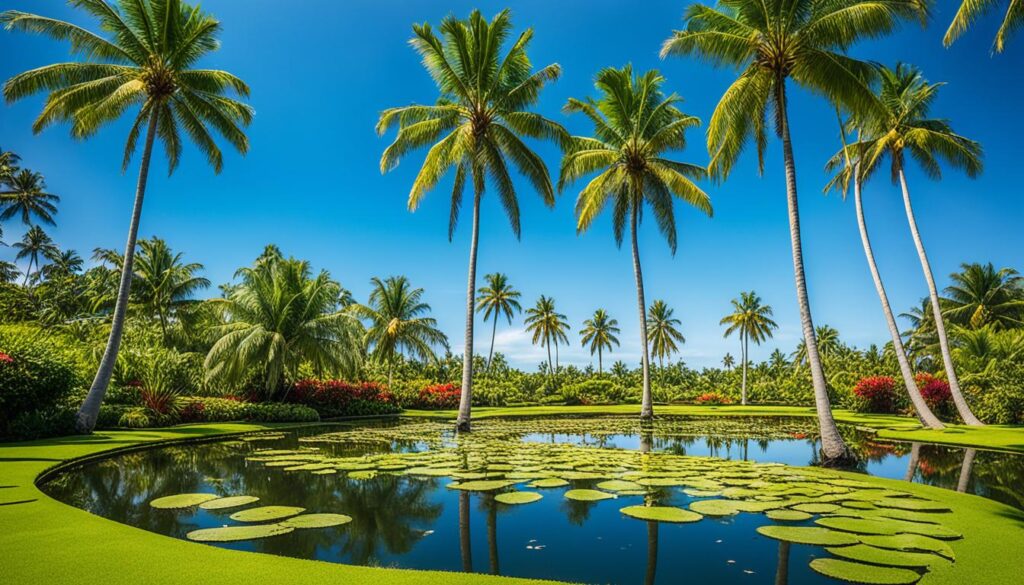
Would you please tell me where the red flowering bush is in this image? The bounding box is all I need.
[0,352,13,365]
[915,373,953,415]
[695,392,731,405]
[852,376,898,413]
[289,379,401,417]
[178,400,206,423]
[413,383,461,410]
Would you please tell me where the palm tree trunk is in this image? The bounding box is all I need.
[776,79,849,463]
[546,335,553,382]
[487,317,497,372]
[456,192,481,432]
[644,518,659,585]
[387,361,393,388]
[854,173,944,429]
[632,201,653,420]
[741,331,749,405]
[898,167,983,426]
[957,448,976,493]
[459,490,473,572]
[555,339,560,371]
[487,496,499,575]
[76,109,159,433]
[904,442,920,482]
[775,542,791,585]
[598,347,603,374]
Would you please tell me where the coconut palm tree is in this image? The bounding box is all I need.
[40,247,83,279]
[13,225,57,286]
[943,263,1024,330]
[720,291,778,405]
[647,300,685,370]
[475,273,522,371]
[132,237,210,345]
[580,308,620,373]
[945,0,1022,52]
[205,248,361,396]
[0,169,59,226]
[768,349,789,374]
[722,353,735,371]
[826,117,946,429]
[351,275,449,386]
[2,1,253,432]
[0,147,18,182]
[660,0,924,461]
[846,63,984,426]
[559,66,711,420]
[524,295,569,379]
[377,10,566,431]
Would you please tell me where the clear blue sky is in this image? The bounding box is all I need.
[1,1,1021,369]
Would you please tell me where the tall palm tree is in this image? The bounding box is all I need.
[40,247,83,279]
[580,308,620,373]
[661,0,923,462]
[793,325,843,366]
[945,0,1022,52]
[0,169,59,225]
[351,275,449,386]
[13,225,57,286]
[3,0,253,432]
[559,66,711,420]
[722,353,735,371]
[475,273,522,371]
[720,291,778,405]
[768,349,789,374]
[378,10,565,431]
[647,300,685,369]
[133,237,210,344]
[847,63,984,426]
[826,117,946,429]
[205,249,362,395]
[524,295,569,379]
[0,147,18,182]
[943,263,1024,330]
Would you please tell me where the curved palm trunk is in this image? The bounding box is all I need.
[741,331,749,405]
[854,174,944,429]
[904,442,921,482]
[957,448,976,493]
[898,168,983,426]
[459,490,473,572]
[455,193,481,432]
[632,202,653,420]
[76,109,159,433]
[776,80,849,463]
[486,317,498,372]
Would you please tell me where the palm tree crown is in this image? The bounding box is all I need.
[646,300,685,367]
[943,262,1024,330]
[0,169,59,225]
[13,225,57,284]
[580,308,620,373]
[945,0,1022,52]
[721,291,778,346]
[133,237,210,342]
[476,272,522,370]
[524,295,569,375]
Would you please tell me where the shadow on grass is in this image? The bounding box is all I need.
[0,457,62,463]
[0,499,37,506]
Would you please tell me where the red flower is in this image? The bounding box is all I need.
[915,373,952,410]
[853,376,897,413]
[415,383,461,409]
[0,352,13,365]
[695,392,731,405]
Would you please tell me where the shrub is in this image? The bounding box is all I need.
[413,383,461,409]
[8,407,77,441]
[915,373,953,417]
[695,392,731,405]
[0,329,80,438]
[118,407,151,428]
[852,376,898,413]
[561,379,627,405]
[289,380,400,417]
[96,404,130,428]
[245,403,319,423]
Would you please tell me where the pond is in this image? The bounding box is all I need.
[41,416,1024,584]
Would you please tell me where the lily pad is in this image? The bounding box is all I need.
[596,480,642,492]
[495,491,543,505]
[792,503,841,514]
[620,505,702,523]
[230,506,305,522]
[809,558,922,584]
[528,478,569,488]
[859,534,955,560]
[756,525,859,546]
[446,480,518,492]
[766,509,812,522]
[874,498,950,512]
[199,496,260,510]
[564,489,615,502]
[815,516,961,539]
[150,493,219,509]
[682,488,722,498]
[825,544,949,569]
[280,513,352,529]
[186,524,294,542]
[689,499,741,517]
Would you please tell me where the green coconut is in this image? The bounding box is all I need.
[199,496,260,510]
[620,505,703,523]
[494,491,543,505]
[150,493,220,509]
[280,513,353,529]
[564,489,615,502]
[756,525,860,546]
[809,558,922,585]
[230,506,305,523]
[186,524,294,542]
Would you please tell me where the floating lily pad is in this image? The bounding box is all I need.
[757,525,859,546]
[280,513,352,529]
[150,493,219,509]
[792,503,841,514]
[446,480,518,492]
[859,534,956,560]
[495,491,543,505]
[825,544,949,568]
[528,478,569,488]
[634,477,688,487]
[874,498,950,512]
[766,509,812,521]
[683,488,722,498]
[186,524,294,542]
[230,506,305,522]
[199,496,260,510]
[564,489,615,502]
[809,558,922,584]
[620,505,703,523]
[815,516,961,539]
[596,480,642,492]
[689,499,741,517]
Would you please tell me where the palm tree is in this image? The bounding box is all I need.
[524,295,569,379]
[13,225,57,286]
[580,308,620,373]
[0,147,18,182]
[720,291,778,405]
[945,0,1022,52]
[40,247,83,279]
[768,349,789,374]
[205,248,362,396]
[794,325,843,366]
[559,66,711,420]
[0,260,18,284]
[722,353,735,371]
[847,63,984,426]
[377,10,565,432]
[647,300,686,370]
[475,273,522,371]
[133,237,210,344]
[3,1,253,432]
[826,117,945,429]
[351,275,449,386]
[660,0,923,462]
[0,169,59,225]
[943,263,1024,330]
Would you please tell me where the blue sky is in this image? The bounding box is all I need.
[1,1,1021,369]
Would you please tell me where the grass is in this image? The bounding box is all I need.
[403,404,1024,453]
[1,418,1022,584]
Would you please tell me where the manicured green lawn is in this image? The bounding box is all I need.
[404,404,1024,453]
[2,416,1023,584]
